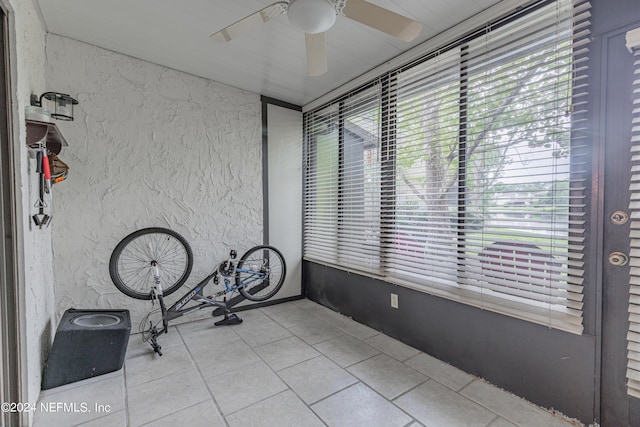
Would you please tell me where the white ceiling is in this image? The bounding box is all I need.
[36,0,503,107]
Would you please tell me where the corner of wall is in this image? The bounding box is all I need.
[4,0,56,423]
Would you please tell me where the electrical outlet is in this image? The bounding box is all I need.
[391,293,399,309]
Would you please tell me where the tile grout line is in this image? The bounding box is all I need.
[233,315,330,426]
[175,323,231,427]
[125,327,211,427]
[342,337,425,424]
[391,376,507,427]
[310,380,420,425]
[486,414,505,427]
[72,410,126,427]
[251,307,375,426]
[276,305,375,343]
[305,302,580,426]
[37,370,123,399]
[457,378,578,427]
[214,353,288,418]
[291,305,433,425]
[123,364,130,427]
[135,400,224,427]
[352,369,431,402]
[67,372,128,427]
[282,322,347,347]
[271,307,421,425]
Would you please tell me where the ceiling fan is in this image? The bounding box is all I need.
[209,0,422,76]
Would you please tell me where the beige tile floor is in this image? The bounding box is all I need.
[33,299,581,427]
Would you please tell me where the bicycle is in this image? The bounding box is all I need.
[108,227,286,355]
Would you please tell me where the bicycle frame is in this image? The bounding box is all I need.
[147,264,269,354]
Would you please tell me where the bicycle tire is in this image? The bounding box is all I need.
[109,227,193,300]
[236,245,286,302]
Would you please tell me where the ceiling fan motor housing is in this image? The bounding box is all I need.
[288,0,337,34]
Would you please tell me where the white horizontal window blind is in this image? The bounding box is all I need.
[304,103,340,266]
[626,27,640,399]
[338,86,382,273]
[456,0,590,333]
[304,85,382,273]
[303,0,591,334]
[388,48,462,290]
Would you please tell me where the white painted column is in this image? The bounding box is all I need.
[266,104,303,298]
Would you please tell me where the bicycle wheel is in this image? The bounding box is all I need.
[237,245,286,302]
[109,227,193,300]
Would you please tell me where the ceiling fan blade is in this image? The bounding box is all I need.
[210,2,288,43]
[305,32,328,76]
[342,0,422,42]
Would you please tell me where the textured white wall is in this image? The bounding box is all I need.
[45,35,263,328]
[6,0,55,416]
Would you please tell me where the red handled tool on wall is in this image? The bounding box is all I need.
[42,150,51,193]
[32,143,51,228]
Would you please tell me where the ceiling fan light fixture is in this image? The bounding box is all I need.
[288,0,336,34]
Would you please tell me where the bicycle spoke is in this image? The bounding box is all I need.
[110,228,193,300]
[237,246,286,302]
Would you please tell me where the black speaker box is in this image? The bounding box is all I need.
[42,308,131,390]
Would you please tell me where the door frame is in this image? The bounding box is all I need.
[0,3,22,426]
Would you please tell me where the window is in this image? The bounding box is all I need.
[304,0,590,334]
[304,85,381,272]
[390,49,461,288]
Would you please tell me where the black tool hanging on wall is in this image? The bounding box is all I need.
[32,143,51,228]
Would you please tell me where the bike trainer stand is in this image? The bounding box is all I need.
[213,297,243,326]
[214,312,243,326]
